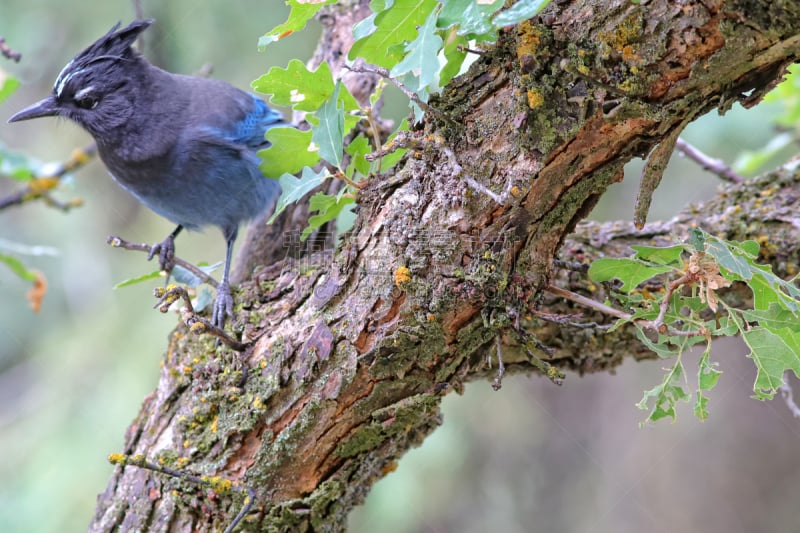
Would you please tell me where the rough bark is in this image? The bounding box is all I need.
[91,1,800,531]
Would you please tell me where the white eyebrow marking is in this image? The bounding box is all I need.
[54,60,86,97]
[74,86,95,100]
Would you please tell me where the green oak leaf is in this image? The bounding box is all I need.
[302,192,356,241]
[269,166,332,223]
[259,127,320,177]
[390,7,443,93]
[313,82,345,169]
[349,0,439,70]
[258,0,337,49]
[588,257,673,292]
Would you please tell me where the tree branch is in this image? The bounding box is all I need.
[91,1,800,531]
[676,138,744,184]
[0,144,96,211]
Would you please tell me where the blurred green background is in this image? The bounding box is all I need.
[1,2,799,532]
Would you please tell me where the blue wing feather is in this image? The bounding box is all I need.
[233,96,284,148]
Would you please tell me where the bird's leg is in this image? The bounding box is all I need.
[148,225,183,281]
[212,231,236,330]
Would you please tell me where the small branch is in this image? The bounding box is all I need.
[0,144,97,211]
[0,36,21,62]
[334,169,364,190]
[344,62,457,127]
[546,284,631,321]
[107,235,219,288]
[546,282,706,338]
[108,237,248,348]
[675,138,744,184]
[652,273,692,332]
[108,453,255,533]
[457,45,486,55]
[153,285,247,351]
[365,130,413,162]
[532,309,612,330]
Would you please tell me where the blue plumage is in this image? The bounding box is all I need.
[8,20,284,328]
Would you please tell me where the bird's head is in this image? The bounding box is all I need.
[8,20,154,138]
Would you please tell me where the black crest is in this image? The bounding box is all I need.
[54,19,154,98]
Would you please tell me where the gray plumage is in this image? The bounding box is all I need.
[9,20,284,328]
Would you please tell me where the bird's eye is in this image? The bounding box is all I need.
[75,94,99,110]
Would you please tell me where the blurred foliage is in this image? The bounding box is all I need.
[0,71,19,104]
[734,64,800,175]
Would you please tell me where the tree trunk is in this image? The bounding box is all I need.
[90,1,800,531]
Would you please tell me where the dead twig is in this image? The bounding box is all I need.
[106,235,219,288]
[675,138,744,184]
[0,36,21,62]
[153,285,247,351]
[108,453,255,533]
[344,62,457,127]
[0,144,97,212]
[545,282,706,338]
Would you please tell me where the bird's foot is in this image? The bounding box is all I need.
[147,233,176,274]
[212,281,234,330]
[154,285,246,350]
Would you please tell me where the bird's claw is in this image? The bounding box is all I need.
[212,281,233,330]
[147,234,176,273]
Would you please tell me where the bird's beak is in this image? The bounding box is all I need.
[8,95,60,122]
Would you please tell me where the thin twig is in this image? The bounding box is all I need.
[652,273,692,332]
[546,284,631,321]
[108,453,255,533]
[365,130,415,162]
[106,235,219,288]
[153,285,247,351]
[532,309,613,330]
[546,283,705,338]
[0,144,97,211]
[0,36,21,62]
[675,138,744,184]
[456,45,486,55]
[344,62,457,127]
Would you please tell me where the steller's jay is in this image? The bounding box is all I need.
[8,19,284,329]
